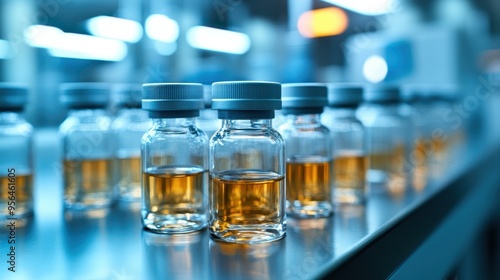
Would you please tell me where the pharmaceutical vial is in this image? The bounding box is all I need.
[0,84,34,219]
[322,84,367,204]
[402,85,435,192]
[357,85,412,199]
[278,83,333,218]
[59,83,114,210]
[209,81,285,243]
[141,83,208,233]
[111,84,151,202]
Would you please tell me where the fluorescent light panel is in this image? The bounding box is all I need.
[321,0,397,16]
[145,14,179,43]
[24,25,127,61]
[186,26,250,55]
[87,16,143,43]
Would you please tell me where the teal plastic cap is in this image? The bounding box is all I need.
[364,84,401,104]
[0,83,28,111]
[142,83,204,111]
[212,81,281,111]
[282,83,328,108]
[328,83,363,107]
[112,84,142,108]
[60,83,110,109]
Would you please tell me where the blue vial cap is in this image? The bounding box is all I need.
[0,83,28,111]
[363,84,401,104]
[142,83,204,118]
[212,81,281,111]
[328,83,364,107]
[112,84,142,109]
[282,83,328,108]
[60,83,111,109]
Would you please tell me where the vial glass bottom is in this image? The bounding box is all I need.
[209,170,285,244]
[286,159,333,218]
[0,173,33,219]
[333,153,367,205]
[64,159,114,210]
[142,166,207,233]
[116,156,141,202]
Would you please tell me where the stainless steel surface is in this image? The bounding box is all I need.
[0,128,445,279]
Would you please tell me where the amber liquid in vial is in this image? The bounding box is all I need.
[413,139,428,193]
[0,173,33,218]
[429,137,449,179]
[334,152,367,204]
[210,170,285,243]
[116,156,141,202]
[286,157,333,218]
[64,158,113,209]
[368,144,407,198]
[142,165,207,233]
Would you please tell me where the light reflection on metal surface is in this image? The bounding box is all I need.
[63,209,112,279]
[64,208,111,220]
[285,218,335,279]
[143,230,209,280]
[335,205,368,254]
[210,238,285,280]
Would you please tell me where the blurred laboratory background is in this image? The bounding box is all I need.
[0,0,499,129]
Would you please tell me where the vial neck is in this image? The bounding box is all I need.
[222,119,272,129]
[69,108,108,117]
[285,114,322,126]
[325,107,357,118]
[116,108,149,119]
[152,117,195,128]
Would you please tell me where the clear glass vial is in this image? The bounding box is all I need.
[141,83,208,233]
[111,84,151,202]
[278,83,332,218]
[59,83,114,210]
[357,85,412,198]
[209,81,285,243]
[402,85,434,192]
[0,84,34,219]
[322,84,367,204]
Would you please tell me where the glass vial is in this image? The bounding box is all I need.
[141,83,208,233]
[111,84,151,202]
[322,84,367,204]
[209,81,285,243]
[357,85,412,199]
[0,84,34,219]
[278,83,332,218]
[60,83,114,210]
[402,86,433,192]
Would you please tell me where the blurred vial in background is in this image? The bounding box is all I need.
[426,86,462,180]
[0,84,34,219]
[59,83,114,210]
[322,84,367,205]
[196,85,221,139]
[402,85,435,193]
[141,83,208,233]
[210,81,285,243]
[111,84,151,203]
[357,85,412,199]
[278,83,333,218]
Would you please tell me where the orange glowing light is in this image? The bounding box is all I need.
[297,7,349,38]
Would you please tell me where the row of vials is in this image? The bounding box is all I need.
[0,81,461,244]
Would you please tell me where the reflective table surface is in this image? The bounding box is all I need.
[0,129,458,280]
